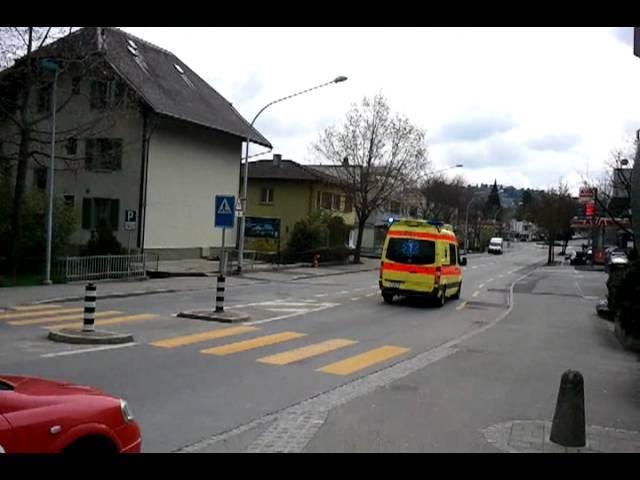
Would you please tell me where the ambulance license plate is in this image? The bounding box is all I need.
[388,281,401,289]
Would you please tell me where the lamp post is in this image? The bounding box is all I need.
[235,76,348,273]
[41,58,61,285]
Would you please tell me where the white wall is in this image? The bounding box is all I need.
[144,117,242,250]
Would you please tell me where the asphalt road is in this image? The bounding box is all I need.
[0,242,548,452]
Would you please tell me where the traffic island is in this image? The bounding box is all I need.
[177,309,250,323]
[47,328,135,345]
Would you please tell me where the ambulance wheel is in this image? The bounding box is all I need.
[435,287,446,308]
[452,282,461,300]
[382,292,394,304]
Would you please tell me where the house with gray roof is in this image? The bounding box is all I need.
[0,27,270,259]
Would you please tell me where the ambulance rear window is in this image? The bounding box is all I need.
[385,238,435,265]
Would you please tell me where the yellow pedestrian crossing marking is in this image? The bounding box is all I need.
[0,307,82,321]
[12,304,61,311]
[10,311,122,326]
[46,314,158,330]
[151,326,258,348]
[257,339,357,366]
[317,345,410,376]
[201,331,306,356]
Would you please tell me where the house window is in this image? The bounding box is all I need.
[37,83,52,113]
[85,138,123,171]
[33,167,47,190]
[320,192,332,210]
[90,80,108,110]
[260,187,274,204]
[63,194,75,208]
[72,77,81,95]
[113,81,126,105]
[65,138,78,155]
[82,197,120,231]
[331,194,341,211]
[344,196,353,213]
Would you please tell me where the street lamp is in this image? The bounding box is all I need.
[40,58,61,285]
[235,76,348,273]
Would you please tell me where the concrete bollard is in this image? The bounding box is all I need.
[215,275,225,313]
[82,283,97,332]
[550,369,586,447]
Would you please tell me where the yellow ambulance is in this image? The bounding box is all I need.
[378,219,466,306]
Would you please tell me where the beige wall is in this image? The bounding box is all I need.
[144,117,242,250]
[0,70,144,248]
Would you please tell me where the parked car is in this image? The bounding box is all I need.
[0,375,141,453]
[605,247,629,273]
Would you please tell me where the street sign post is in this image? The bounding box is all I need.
[634,27,640,58]
[215,195,236,274]
[124,209,138,276]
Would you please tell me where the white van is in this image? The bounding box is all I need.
[488,237,504,255]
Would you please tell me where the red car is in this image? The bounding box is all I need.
[0,375,141,453]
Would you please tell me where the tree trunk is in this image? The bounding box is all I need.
[353,217,366,264]
[8,27,33,278]
[8,129,31,277]
[632,133,640,255]
[547,237,553,264]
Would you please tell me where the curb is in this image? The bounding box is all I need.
[47,328,135,345]
[292,267,378,281]
[177,310,250,323]
[31,288,184,305]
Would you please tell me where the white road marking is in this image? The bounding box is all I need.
[498,274,504,278]
[265,308,312,313]
[472,291,480,297]
[478,283,485,289]
[456,301,468,311]
[353,287,366,292]
[365,293,376,297]
[472,266,478,269]
[245,304,340,326]
[314,293,328,297]
[486,278,495,283]
[41,342,138,358]
[351,297,361,301]
[339,290,350,294]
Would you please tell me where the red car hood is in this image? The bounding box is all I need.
[0,375,106,397]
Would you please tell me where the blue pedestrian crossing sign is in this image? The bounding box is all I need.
[214,195,236,228]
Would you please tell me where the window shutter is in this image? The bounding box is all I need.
[110,199,120,231]
[82,198,92,229]
[85,139,95,170]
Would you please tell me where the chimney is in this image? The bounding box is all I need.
[273,154,282,167]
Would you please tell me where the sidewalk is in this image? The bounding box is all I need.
[303,264,640,452]
[0,258,380,307]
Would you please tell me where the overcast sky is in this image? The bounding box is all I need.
[124,27,640,193]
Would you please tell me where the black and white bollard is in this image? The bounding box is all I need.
[83,283,97,332]
[215,275,225,313]
[550,369,586,447]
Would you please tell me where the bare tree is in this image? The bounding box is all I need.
[313,94,429,263]
[579,139,636,247]
[528,183,576,264]
[419,174,468,224]
[0,27,133,276]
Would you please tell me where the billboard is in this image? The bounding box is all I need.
[244,216,281,239]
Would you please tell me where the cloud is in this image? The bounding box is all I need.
[611,27,634,47]
[526,134,580,152]
[122,27,640,190]
[433,114,516,144]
